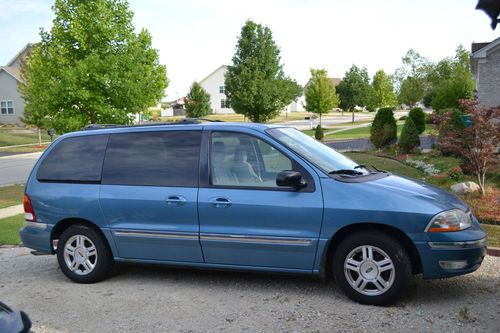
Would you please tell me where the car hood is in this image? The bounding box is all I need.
[365,174,469,212]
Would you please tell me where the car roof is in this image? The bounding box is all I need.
[60,121,286,139]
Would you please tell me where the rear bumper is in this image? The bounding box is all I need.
[19,222,53,254]
[415,239,486,279]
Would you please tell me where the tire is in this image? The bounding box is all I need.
[57,224,113,283]
[332,231,412,306]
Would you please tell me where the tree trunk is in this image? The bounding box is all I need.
[351,109,355,123]
[319,113,322,127]
[478,172,485,195]
[37,127,42,146]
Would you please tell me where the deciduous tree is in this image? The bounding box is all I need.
[225,20,301,123]
[438,100,500,195]
[304,69,340,126]
[336,65,371,122]
[371,69,397,109]
[19,0,168,133]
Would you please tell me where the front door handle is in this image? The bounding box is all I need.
[209,197,232,208]
[166,195,187,206]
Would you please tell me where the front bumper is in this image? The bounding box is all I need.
[19,222,53,254]
[415,238,486,279]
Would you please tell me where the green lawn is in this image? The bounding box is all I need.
[344,152,424,179]
[0,214,23,245]
[0,184,25,209]
[0,129,53,147]
[304,122,437,141]
[482,224,500,247]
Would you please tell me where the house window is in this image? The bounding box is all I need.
[0,101,14,115]
[219,86,225,94]
[220,99,229,109]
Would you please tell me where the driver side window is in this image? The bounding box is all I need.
[210,132,292,188]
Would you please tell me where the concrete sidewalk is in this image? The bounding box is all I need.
[0,204,23,219]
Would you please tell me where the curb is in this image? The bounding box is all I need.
[486,247,500,257]
[0,152,43,160]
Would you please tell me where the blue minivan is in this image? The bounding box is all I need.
[20,120,486,305]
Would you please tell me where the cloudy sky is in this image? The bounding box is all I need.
[0,0,497,99]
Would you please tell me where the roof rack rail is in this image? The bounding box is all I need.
[81,118,224,131]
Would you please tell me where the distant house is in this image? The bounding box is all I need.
[0,44,32,125]
[198,65,319,115]
[287,77,342,113]
[199,65,233,114]
[471,37,500,107]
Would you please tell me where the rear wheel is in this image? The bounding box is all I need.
[332,231,412,305]
[57,225,113,283]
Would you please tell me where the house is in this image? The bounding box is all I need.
[198,65,320,115]
[286,77,342,113]
[471,37,500,107]
[199,65,233,114]
[0,44,32,125]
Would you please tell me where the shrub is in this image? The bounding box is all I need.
[315,125,324,140]
[437,108,464,139]
[370,107,397,148]
[399,115,407,121]
[408,107,425,134]
[448,166,463,180]
[398,117,420,153]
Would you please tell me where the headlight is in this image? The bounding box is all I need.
[425,209,472,232]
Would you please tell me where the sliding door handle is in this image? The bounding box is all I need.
[166,195,187,206]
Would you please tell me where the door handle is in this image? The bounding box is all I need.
[166,195,187,206]
[209,197,232,208]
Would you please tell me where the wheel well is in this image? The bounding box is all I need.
[322,223,422,278]
[51,218,109,254]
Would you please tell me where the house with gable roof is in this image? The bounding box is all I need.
[0,44,33,124]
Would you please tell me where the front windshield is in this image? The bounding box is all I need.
[267,127,369,175]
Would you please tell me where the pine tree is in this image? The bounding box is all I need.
[185,82,211,118]
[399,117,420,153]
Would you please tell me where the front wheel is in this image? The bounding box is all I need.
[57,225,113,283]
[332,231,412,305]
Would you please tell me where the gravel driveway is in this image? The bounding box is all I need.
[0,247,498,332]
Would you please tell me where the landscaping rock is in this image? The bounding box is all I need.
[451,181,481,195]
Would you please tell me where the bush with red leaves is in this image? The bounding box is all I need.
[437,99,500,195]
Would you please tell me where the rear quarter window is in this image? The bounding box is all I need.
[37,135,108,183]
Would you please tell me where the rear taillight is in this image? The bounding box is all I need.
[23,194,36,222]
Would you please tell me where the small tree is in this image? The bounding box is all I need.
[370,107,397,148]
[185,82,211,118]
[371,69,397,109]
[439,100,500,195]
[304,69,340,126]
[315,125,324,140]
[398,117,420,153]
[408,107,425,134]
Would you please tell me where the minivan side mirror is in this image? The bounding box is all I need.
[276,170,306,189]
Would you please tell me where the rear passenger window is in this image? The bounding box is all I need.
[102,131,201,187]
[37,135,108,182]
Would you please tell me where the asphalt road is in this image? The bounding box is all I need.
[0,153,42,186]
[0,247,498,333]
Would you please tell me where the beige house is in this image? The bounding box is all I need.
[0,44,32,124]
[471,37,500,107]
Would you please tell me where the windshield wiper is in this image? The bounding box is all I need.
[354,164,366,169]
[328,169,364,176]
